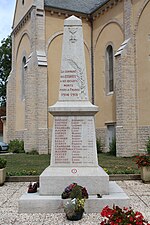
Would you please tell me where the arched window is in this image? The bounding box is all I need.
[22,0,25,5]
[22,56,26,100]
[106,45,114,93]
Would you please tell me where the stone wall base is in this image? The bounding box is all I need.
[138,126,150,153]
[96,125,150,156]
[37,128,48,154]
[15,131,24,141]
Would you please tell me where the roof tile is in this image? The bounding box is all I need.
[44,0,109,14]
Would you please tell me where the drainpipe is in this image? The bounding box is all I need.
[90,16,94,104]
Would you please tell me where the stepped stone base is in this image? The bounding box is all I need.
[19,181,129,213]
[40,166,109,195]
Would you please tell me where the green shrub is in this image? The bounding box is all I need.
[7,169,37,176]
[146,137,150,154]
[109,138,116,156]
[97,137,103,153]
[0,157,7,169]
[9,139,24,153]
[110,166,137,175]
[26,149,39,155]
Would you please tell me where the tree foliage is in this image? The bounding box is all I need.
[0,36,12,106]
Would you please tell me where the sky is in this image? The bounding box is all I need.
[0,0,16,44]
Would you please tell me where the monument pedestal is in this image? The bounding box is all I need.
[40,166,109,195]
[39,101,110,196]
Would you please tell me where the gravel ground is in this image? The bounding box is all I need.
[0,180,150,224]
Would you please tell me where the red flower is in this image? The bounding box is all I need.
[129,216,134,222]
[123,207,128,211]
[101,206,110,217]
[116,219,122,223]
[135,211,144,219]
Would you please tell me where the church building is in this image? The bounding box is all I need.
[6,0,150,156]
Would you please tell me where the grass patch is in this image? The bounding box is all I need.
[0,153,50,176]
[0,153,140,176]
[98,153,140,174]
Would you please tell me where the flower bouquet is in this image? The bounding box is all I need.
[62,183,88,221]
[134,154,150,168]
[100,205,150,225]
[134,154,150,182]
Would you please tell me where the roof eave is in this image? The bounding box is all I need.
[44,5,89,17]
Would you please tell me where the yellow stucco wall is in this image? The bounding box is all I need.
[93,2,124,128]
[93,1,123,41]
[132,0,145,26]
[46,14,92,128]
[15,33,31,130]
[136,1,150,125]
[12,0,150,131]
[13,0,34,28]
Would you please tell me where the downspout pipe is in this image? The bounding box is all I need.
[90,16,94,104]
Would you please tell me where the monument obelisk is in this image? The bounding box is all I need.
[19,16,129,214]
[40,15,109,195]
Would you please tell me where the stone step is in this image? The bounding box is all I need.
[19,181,129,213]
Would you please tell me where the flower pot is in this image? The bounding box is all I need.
[66,209,84,221]
[0,168,6,186]
[141,166,150,183]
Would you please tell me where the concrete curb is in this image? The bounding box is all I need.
[5,174,141,182]
[6,176,39,182]
[109,174,141,181]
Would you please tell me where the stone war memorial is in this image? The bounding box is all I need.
[19,15,129,213]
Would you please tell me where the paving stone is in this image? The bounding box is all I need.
[0,181,149,224]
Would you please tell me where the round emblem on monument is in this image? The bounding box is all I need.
[71,168,77,174]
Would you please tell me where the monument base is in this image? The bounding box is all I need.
[19,181,130,213]
[39,165,109,195]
